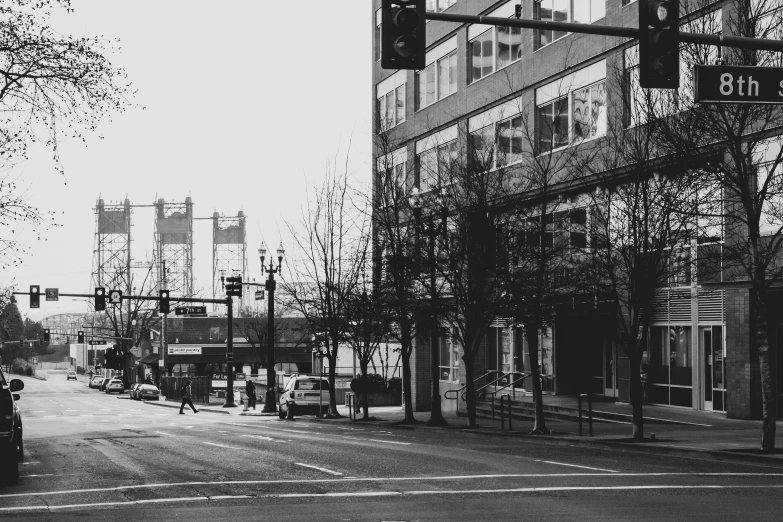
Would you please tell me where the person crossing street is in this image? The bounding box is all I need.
[245,378,257,410]
[179,380,199,414]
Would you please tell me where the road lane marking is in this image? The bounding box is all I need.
[80,414,94,417]
[6,485,783,513]
[535,460,619,473]
[241,434,276,441]
[153,431,173,437]
[4,473,783,499]
[369,439,411,445]
[295,463,343,476]
[201,442,242,450]
[43,415,57,418]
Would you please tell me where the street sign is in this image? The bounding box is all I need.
[254,290,264,301]
[109,289,122,304]
[695,65,783,104]
[174,306,207,316]
[45,288,59,301]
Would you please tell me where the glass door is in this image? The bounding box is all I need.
[700,326,725,411]
[701,328,713,410]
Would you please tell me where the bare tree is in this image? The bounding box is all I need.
[281,157,366,418]
[653,0,783,450]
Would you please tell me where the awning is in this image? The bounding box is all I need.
[138,353,160,365]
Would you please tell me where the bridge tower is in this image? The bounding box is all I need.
[91,198,132,303]
[212,211,248,312]
[154,198,194,297]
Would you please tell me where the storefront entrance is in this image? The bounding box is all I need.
[699,325,725,412]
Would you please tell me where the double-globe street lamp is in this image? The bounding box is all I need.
[260,243,285,413]
[409,187,448,427]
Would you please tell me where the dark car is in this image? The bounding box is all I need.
[136,384,160,401]
[0,366,24,484]
[99,377,111,392]
[129,383,143,400]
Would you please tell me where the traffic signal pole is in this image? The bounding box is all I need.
[423,11,783,54]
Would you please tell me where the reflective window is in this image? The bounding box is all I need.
[417,51,456,110]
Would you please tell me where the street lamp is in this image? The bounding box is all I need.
[259,242,285,413]
[409,187,449,427]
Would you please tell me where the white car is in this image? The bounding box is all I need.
[278,375,329,419]
[105,379,124,394]
[89,375,105,389]
[66,371,77,381]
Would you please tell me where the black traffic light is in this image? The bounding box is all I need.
[78,331,85,344]
[225,276,243,297]
[159,289,170,314]
[95,287,106,311]
[381,0,426,70]
[43,329,50,343]
[30,285,40,308]
[639,0,679,89]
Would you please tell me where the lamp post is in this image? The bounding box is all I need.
[259,242,285,413]
[409,187,449,427]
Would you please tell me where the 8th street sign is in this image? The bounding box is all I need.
[695,65,783,104]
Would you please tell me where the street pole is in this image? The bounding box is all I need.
[262,269,277,412]
[224,295,237,407]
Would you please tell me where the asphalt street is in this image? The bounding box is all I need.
[2,371,783,521]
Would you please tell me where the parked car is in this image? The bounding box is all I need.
[99,377,112,392]
[105,379,124,394]
[89,375,105,389]
[135,384,160,401]
[278,374,329,419]
[67,371,77,381]
[129,383,143,400]
[0,366,24,484]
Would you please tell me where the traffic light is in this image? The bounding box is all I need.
[225,276,243,297]
[159,289,170,314]
[639,0,679,89]
[381,0,426,70]
[94,287,106,311]
[30,285,40,308]
[43,329,50,343]
[78,331,84,344]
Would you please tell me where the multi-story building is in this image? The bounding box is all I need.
[372,0,783,420]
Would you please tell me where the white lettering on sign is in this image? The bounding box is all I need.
[719,73,760,97]
[168,346,202,355]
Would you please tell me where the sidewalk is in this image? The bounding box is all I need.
[141,396,783,465]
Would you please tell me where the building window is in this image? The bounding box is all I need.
[534,0,606,50]
[417,139,458,192]
[647,325,693,408]
[469,23,522,83]
[416,51,457,110]
[377,83,406,132]
[537,80,605,154]
[440,332,460,382]
[469,114,524,170]
[374,9,381,62]
[427,0,457,12]
[513,206,588,253]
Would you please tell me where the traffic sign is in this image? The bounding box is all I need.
[45,288,59,301]
[695,65,783,104]
[109,289,122,304]
[255,290,264,301]
[174,306,207,316]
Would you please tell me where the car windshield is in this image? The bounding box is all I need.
[295,379,326,391]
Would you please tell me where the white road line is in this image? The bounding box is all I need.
[369,439,411,445]
[153,431,173,437]
[43,415,57,418]
[32,410,45,413]
[5,485,783,513]
[241,434,276,441]
[3,473,783,499]
[535,460,619,473]
[80,414,94,417]
[201,441,242,450]
[295,463,343,476]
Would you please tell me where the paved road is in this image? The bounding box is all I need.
[3,371,783,521]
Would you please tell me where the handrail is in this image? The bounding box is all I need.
[444,370,531,416]
[499,394,511,430]
[444,370,502,416]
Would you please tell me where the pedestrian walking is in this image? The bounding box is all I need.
[245,378,257,410]
[179,380,199,414]
[350,372,363,414]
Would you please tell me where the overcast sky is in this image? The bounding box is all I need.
[7,0,371,320]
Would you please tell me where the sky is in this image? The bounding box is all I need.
[6,0,372,320]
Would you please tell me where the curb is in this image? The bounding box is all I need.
[336,416,783,466]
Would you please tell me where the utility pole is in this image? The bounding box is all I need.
[160,260,167,380]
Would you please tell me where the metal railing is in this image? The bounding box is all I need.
[499,394,512,430]
[445,370,531,416]
[578,393,593,437]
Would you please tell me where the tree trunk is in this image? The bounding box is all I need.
[525,325,549,434]
[328,335,340,417]
[464,352,477,428]
[360,361,370,420]
[754,295,777,452]
[627,349,644,440]
[400,324,417,423]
